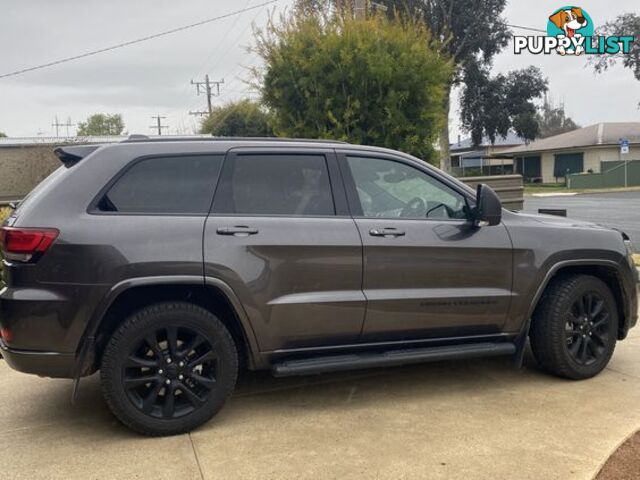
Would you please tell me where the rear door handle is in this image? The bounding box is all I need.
[216,226,259,237]
[369,228,405,238]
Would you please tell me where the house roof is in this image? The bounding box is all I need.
[451,131,524,152]
[501,122,640,155]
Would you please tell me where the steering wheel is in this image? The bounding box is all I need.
[426,202,455,218]
[401,197,426,217]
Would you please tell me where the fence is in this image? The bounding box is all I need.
[567,160,640,189]
[459,174,524,211]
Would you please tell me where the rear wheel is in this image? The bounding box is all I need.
[100,302,238,436]
[530,274,618,379]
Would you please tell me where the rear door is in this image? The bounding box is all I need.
[339,151,514,341]
[203,147,365,352]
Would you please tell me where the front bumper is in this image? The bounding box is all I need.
[0,339,75,378]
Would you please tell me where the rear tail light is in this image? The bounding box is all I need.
[0,327,12,343]
[0,227,59,262]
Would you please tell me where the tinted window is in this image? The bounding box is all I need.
[213,154,335,216]
[347,156,468,220]
[101,155,223,214]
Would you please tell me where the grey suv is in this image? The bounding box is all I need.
[1,137,638,436]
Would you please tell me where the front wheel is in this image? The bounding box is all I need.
[530,274,618,380]
[100,302,238,436]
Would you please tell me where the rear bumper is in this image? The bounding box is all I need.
[0,339,75,378]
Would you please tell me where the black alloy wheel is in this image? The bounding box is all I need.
[530,274,618,380]
[564,292,612,366]
[124,326,218,420]
[101,302,238,436]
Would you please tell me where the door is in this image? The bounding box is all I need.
[203,148,365,352]
[340,152,514,341]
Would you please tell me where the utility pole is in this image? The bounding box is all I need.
[51,116,76,137]
[64,117,75,137]
[52,116,62,137]
[149,115,169,136]
[189,74,224,117]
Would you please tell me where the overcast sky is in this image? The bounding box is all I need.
[0,0,638,139]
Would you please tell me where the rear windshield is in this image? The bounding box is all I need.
[12,166,67,215]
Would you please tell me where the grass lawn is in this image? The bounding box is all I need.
[524,184,640,196]
[0,207,11,222]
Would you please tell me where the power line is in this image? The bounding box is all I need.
[0,0,280,80]
[507,24,547,34]
[192,0,254,80]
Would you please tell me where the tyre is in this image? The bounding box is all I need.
[530,274,618,380]
[100,302,238,436]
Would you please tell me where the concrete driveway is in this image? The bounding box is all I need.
[2,326,640,480]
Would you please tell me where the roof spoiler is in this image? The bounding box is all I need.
[53,145,101,167]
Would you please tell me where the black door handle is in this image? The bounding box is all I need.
[369,228,405,238]
[216,226,259,236]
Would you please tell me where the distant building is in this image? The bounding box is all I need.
[501,122,640,184]
[450,131,525,176]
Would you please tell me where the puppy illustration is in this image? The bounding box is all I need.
[549,7,588,55]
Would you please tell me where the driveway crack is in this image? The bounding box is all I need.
[189,432,205,480]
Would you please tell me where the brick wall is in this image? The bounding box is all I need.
[0,145,60,199]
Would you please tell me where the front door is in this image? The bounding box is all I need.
[340,152,514,341]
[203,148,365,352]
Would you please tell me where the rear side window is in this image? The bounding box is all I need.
[99,155,223,214]
[213,154,335,216]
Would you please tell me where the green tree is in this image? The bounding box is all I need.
[200,99,274,137]
[77,113,125,136]
[376,0,511,169]
[588,13,639,105]
[253,6,452,163]
[536,96,580,139]
[0,132,6,138]
[588,13,639,81]
[460,64,548,145]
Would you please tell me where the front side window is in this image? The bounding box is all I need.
[346,156,469,220]
[213,154,335,216]
[99,155,223,214]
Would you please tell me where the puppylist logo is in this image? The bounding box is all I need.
[514,6,634,56]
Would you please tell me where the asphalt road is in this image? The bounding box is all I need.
[524,191,640,251]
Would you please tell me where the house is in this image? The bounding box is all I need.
[450,131,525,176]
[501,122,640,184]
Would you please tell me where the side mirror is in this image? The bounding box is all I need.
[474,184,502,226]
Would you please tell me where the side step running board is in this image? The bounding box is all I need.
[272,342,516,377]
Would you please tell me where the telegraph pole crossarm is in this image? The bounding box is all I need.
[149,115,169,135]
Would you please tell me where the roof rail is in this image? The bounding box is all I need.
[120,135,348,144]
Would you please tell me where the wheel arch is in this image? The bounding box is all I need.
[526,260,628,339]
[77,276,263,376]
